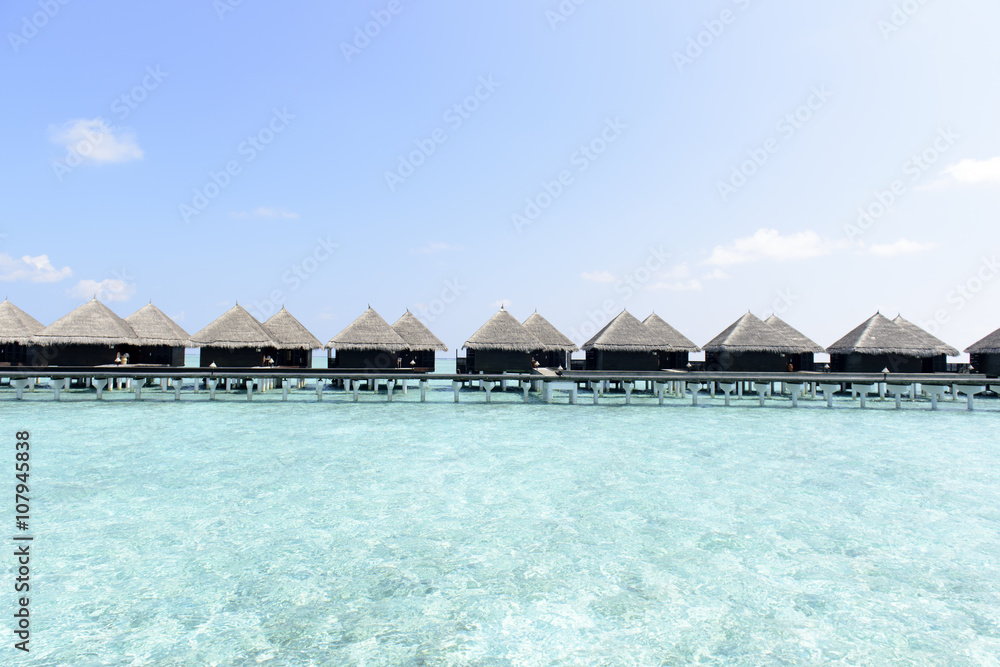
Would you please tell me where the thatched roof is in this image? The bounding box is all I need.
[263,307,322,350]
[582,310,663,352]
[125,303,192,347]
[464,308,542,352]
[0,299,44,345]
[763,315,824,354]
[392,311,447,351]
[326,307,409,351]
[190,304,276,349]
[522,312,577,352]
[966,326,1000,354]
[892,315,959,356]
[642,313,700,352]
[826,312,943,358]
[703,312,809,354]
[30,298,139,346]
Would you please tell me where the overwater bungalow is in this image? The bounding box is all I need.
[582,310,663,371]
[122,302,190,366]
[703,312,817,372]
[642,313,700,370]
[262,307,321,368]
[826,312,951,373]
[29,298,139,366]
[965,327,1000,377]
[763,314,825,371]
[190,304,277,367]
[522,311,577,369]
[392,310,447,372]
[326,307,409,370]
[0,299,44,367]
[463,308,542,373]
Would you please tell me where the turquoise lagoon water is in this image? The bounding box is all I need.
[2,366,999,665]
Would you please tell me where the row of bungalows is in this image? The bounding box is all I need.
[4,298,1000,376]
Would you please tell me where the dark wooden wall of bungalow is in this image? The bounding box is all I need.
[333,349,404,371]
[199,346,277,368]
[971,353,1000,377]
[656,351,690,370]
[830,353,946,374]
[705,351,809,372]
[585,350,660,371]
[120,345,186,366]
[398,349,437,372]
[467,349,533,373]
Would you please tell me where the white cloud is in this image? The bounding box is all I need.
[866,238,936,257]
[491,299,512,309]
[941,157,1000,185]
[68,278,136,302]
[705,229,844,266]
[580,270,616,283]
[411,242,461,255]
[0,254,72,282]
[702,268,728,280]
[647,279,702,292]
[170,311,185,323]
[49,118,143,164]
[229,207,300,219]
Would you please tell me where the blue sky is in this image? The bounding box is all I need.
[3,0,999,357]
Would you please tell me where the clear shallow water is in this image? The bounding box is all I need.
[4,396,999,665]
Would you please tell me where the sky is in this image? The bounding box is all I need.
[3,0,1000,359]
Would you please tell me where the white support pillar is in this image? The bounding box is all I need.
[686,382,701,406]
[955,385,985,411]
[602,380,609,395]
[623,381,634,405]
[593,385,600,404]
[226,378,233,393]
[718,382,736,407]
[483,381,494,403]
[94,378,108,400]
[654,382,665,405]
[387,379,395,402]
[52,381,61,401]
[400,378,407,395]
[787,383,804,408]
[853,383,877,409]
[13,378,28,400]
[315,380,323,402]
[710,383,716,398]
[161,378,167,391]
[737,382,743,399]
[819,383,839,408]
[282,382,289,402]
[924,385,947,411]
[353,380,360,403]
[950,383,957,401]
[246,380,254,401]
[543,382,553,404]
[420,379,427,402]
[452,380,461,403]
[500,378,507,391]
[134,381,142,401]
[532,379,542,392]
[753,382,768,407]
[879,382,885,400]
[569,385,578,404]
[886,384,910,409]
[208,378,218,400]
[64,377,70,390]
[521,381,530,403]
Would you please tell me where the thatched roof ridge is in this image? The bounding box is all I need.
[190,304,276,349]
[125,303,192,347]
[522,312,578,352]
[703,312,808,354]
[582,310,663,352]
[892,315,959,356]
[326,307,409,351]
[464,308,542,352]
[642,313,700,352]
[966,326,1000,354]
[30,298,139,346]
[826,312,941,358]
[392,311,447,351]
[0,299,45,345]
[763,315,824,354]
[263,307,322,350]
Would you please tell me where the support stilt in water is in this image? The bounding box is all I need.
[819,384,839,408]
[208,379,218,400]
[52,381,61,401]
[452,380,461,403]
[687,382,701,406]
[420,379,427,402]
[718,382,735,407]
[787,383,804,408]
[13,378,29,400]
[623,381,633,405]
[853,383,877,409]
[924,385,946,410]
[94,378,108,400]
[955,386,985,411]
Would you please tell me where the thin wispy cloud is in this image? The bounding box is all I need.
[0,254,72,282]
[580,270,616,283]
[705,229,845,266]
[411,242,462,255]
[229,207,300,219]
[940,157,1000,185]
[68,278,136,302]
[49,118,143,163]
[646,279,702,292]
[866,238,936,257]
